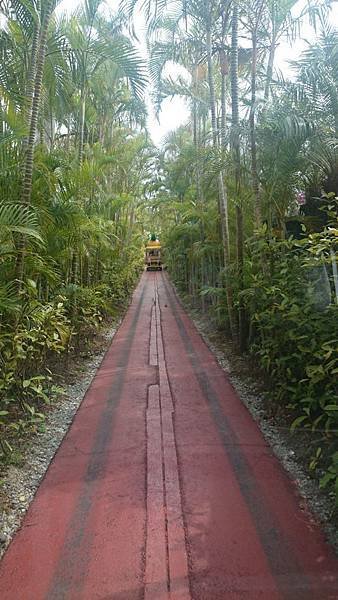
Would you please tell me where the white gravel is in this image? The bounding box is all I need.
[0,323,119,559]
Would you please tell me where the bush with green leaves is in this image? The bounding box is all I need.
[0,300,70,456]
[241,224,338,505]
[58,284,109,335]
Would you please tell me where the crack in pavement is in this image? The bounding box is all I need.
[145,276,191,600]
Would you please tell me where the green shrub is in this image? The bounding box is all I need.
[0,301,69,457]
[58,284,109,334]
[242,228,338,505]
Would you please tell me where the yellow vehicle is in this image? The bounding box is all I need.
[145,238,162,271]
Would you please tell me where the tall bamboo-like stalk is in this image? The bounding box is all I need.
[250,0,265,229]
[192,65,198,146]
[219,4,230,149]
[264,0,276,102]
[220,49,227,149]
[192,65,206,310]
[231,1,245,349]
[206,17,235,339]
[250,29,260,227]
[22,1,40,157]
[78,89,86,164]
[206,25,230,250]
[264,0,300,103]
[21,1,54,206]
[16,1,54,284]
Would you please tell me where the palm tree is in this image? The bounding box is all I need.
[230,0,245,348]
[147,0,237,336]
[8,0,57,283]
[21,0,56,205]
[247,0,266,228]
[263,0,299,102]
[295,27,338,136]
[66,4,146,164]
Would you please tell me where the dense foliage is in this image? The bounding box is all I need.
[142,0,338,504]
[0,0,153,458]
[0,0,337,510]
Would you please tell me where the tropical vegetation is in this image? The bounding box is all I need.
[0,0,337,508]
[0,0,152,458]
[141,0,338,505]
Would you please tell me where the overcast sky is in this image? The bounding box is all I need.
[58,0,338,146]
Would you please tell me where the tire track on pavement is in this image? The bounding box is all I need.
[160,272,338,600]
[47,282,146,600]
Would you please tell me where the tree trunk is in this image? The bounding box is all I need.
[206,22,236,340]
[219,8,229,151]
[231,1,245,350]
[16,1,53,284]
[250,0,266,228]
[264,38,276,101]
[264,0,276,102]
[206,27,218,147]
[47,108,55,149]
[201,253,206,312]
[192,96,198,146]
[22,5,40,157]
[21,1,53,206]
[78,90,86,164]
[220,69,226,148]
[206,27,230,254]
[71,251,78,284]
[250,25,261,228]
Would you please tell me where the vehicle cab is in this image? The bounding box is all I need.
[145,239,162,271]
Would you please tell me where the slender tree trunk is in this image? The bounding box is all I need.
[80,255,83,286]
[206,28,218,148]
[250,0,265,228]
[71,252,78,284]
[78,89,86,164]
[206,22,236,340]
[22,8,40,157]
[264,38,276,101]
[15,7,40,287]
[192,66,206,309]
[49,108,55,149]
[220,69,226,148]
[231,3,240,177]
[201,253,206,312]
[231,1,245,349]
[65,120,71,153]
[86,256,91,286]
[77,5,100,163]
[21,1,53,206]
[220,6,230,149]
[206,27,230,253]
[192,97,198,146]
[16,1,53,284]
[250,26,261,228]
[264,1,276,102]
[219,10,229,150]
[39,115,45,145]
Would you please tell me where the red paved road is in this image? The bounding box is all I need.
[0,272,337,599]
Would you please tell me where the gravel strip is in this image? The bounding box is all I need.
[0,322,119,559]
[188,308,338,554]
